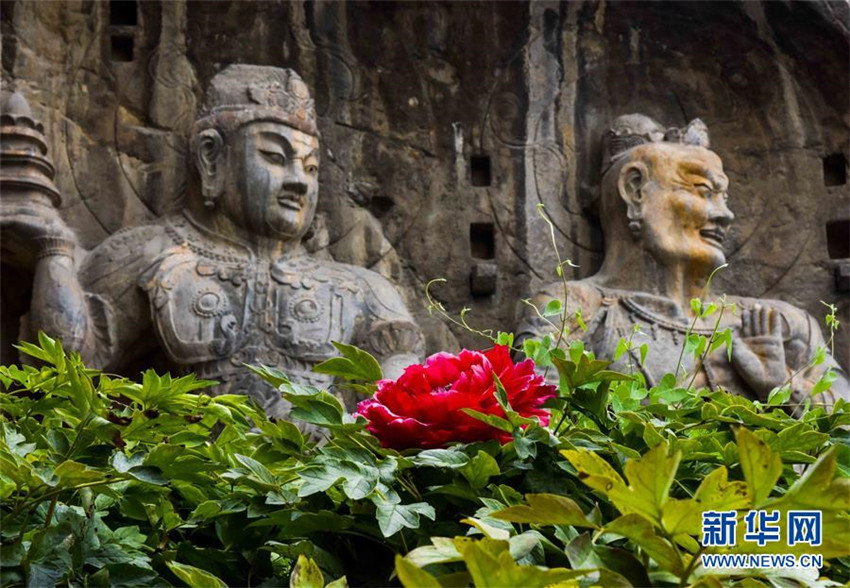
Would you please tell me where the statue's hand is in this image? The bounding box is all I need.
[0,198,76,268]
[731,304,787,400]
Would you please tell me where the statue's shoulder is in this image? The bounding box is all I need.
[79,221,171,284]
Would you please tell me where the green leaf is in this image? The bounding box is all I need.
[461,409,513,433]
[313,341,382,383]
[375,501,436,537]
[289,555,324,588]
[553,355,630,390]
[766,385,792,406]
[603,514,684,576]
[166,561,228,588]
[492,493,597,528]
[639,343,648,366]
[614,338,628,361]
[54,460,106,488]
[460,451,500,489]
[461,517,511,540]
[811,369,837,398]
[735,427,782,506]
[2,424,36,458]
[565,532,649,587]
[410,449,470,469]
[404,537,463,568]
[543,299,562,317]
[126,466,167,485]
[690,298,702,316]
[235,453,278,488]
[708,327,733,361]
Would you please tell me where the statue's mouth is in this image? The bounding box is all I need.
[699,228,726,248]
[277,195,303,211]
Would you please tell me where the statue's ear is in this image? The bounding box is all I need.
[195,129,225,207]
[618,160,649,222]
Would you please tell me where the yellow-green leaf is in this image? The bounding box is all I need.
[166,561,228,588]
[560,449,625,494]
[492,493,597,528]
[603,514,685,576]
[661,467,750,536]
[290,555,324,588]
[735,428,782,506]
[395,555,441,588]
[456,537,589,588]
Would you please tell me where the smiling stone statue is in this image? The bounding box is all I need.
[0,65,424,418]
[518,114,849,409]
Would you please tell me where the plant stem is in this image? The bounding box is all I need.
[686,304,727,390]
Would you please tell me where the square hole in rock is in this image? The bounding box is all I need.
[110,35,134,62]
[470,154,491,187]
[823,153,847,187]
[470,222,495,259]
[826,219,849,259]
[110,0,138,26]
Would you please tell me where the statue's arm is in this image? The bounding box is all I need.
[26,238,90,353]
[352,269,424,379]
[26,225,164,370]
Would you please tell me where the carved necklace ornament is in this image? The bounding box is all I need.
[192,286,229,318]
[290,295,323,323]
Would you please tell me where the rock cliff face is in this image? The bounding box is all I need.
[2,1,848,368]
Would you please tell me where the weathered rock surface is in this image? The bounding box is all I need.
[2,1,847,369]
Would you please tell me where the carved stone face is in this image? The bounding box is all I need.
[631,143,735,270]
[220,121,320,240]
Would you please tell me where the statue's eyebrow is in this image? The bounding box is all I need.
[258,131,294,154]
[677,160,728,190]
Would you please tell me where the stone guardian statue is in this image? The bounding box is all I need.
[0,65,424,418]
[518,114,849,408]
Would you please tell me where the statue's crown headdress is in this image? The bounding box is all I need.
[195,65,317,136]
[602,114,710,175]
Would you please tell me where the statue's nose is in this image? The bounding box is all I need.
[709,196,735,227]
[282,164,309,195]
[282,179,308,195]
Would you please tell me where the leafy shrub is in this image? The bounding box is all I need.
[1,333,848,587]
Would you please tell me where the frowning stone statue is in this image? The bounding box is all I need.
[0,65,424,418]
[518,114,849,407]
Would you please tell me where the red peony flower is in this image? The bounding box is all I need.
[355,345,555,449]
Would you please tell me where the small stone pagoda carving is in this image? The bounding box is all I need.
[0,66,424,418]
[518,114,849,408]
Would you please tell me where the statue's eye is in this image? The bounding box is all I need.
[695,184,712,198]
[260,150,286,165]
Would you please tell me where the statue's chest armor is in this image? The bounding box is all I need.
[147,254,361,366]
